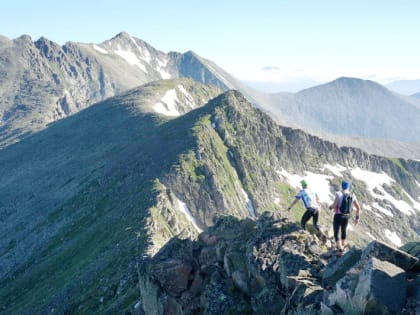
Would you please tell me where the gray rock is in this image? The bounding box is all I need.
[326,256,407,315]
[285,279,324,314]
[362,240,418,271]
[231,270,250,295]
[223,251,247,277]
[400,241,420,271]
[278,246,312,290]
[322,247,362,288]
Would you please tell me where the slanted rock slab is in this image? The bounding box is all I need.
[363,240,418,271]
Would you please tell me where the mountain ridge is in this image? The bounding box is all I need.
[0,33,235,148]
[0,86,419,313]
[1,32,420,159]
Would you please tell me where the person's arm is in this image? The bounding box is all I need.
[329,194,339,211]
[287,198,299,211]
[353,196,361,225]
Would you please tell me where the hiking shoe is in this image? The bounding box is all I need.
[301,224,306,230]
[336,248,344,256]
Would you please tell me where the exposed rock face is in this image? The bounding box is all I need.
[138,215,420,315]
[326,257,407,315]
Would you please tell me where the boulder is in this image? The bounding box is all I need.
[285,279,324,314]
[150,259,193,297]
[138,275,164,315]
[400,241,420,271]
[322,247,362,288]
[407,274,420,314]
[326,256,407,315]
[144,238,195,297]
[400,242,420,259]
[231,270,250,295]
[277,245,312,290]
[223,251,247,277]
[362,240,418,271]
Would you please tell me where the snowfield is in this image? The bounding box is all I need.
[175,196,202,233]
[153,89,180,116]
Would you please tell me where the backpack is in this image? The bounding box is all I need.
[339,193,353,214]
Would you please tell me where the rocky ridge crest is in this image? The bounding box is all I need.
[138,214,420,315]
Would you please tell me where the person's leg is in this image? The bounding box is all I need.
[340,216,349,249]
[301,210,312,230]
[333,214,341,249]
[312,209,320,230]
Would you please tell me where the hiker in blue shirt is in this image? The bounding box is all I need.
[287,180,321,231]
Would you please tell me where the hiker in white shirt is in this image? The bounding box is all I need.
[287,180,321,231]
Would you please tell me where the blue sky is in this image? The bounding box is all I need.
[2,0,420,91]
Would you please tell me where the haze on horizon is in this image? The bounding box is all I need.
[2,0,420,93]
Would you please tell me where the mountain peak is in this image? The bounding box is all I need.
[34,36,57,47]
[111,31,132,41]
[315,76,390,94]
[331,76,376,86]
[14,34,33,44]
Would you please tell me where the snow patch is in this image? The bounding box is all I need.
[372,202,394,217]
[153,89,180,116]
[178,85,196,109]
[351,167,415,216]
[157,58,171,79]
[93,44,108,54]
[175,196,202,233]
[323,164,346,177]
[114,45,147,72]
[384,229,402,247]
[130,35,152,63]
[241,189,256,217]
[364,203,384,218]
[363,204,372,211]
[403,191,420,213]
[351,167,394,191]
[274,197,281,205]
[278,169,334,204]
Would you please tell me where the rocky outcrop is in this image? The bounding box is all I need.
[137,215,420,315]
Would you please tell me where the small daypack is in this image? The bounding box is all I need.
[339,193,353,214]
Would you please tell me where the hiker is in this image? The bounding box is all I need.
[329,180,361,253]
[287,180,321,231]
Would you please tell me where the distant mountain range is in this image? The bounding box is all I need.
[1,33,420,159]
[263,77,420,159]
[385,78,420,95]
